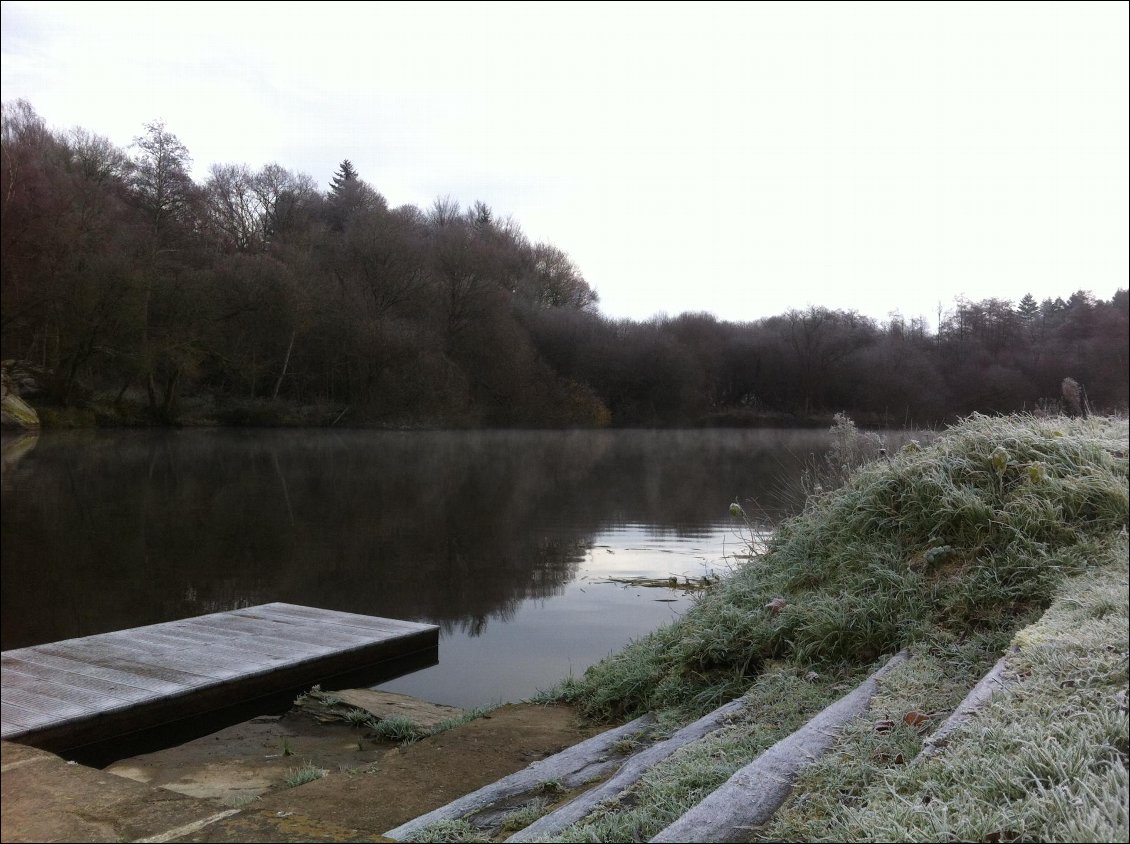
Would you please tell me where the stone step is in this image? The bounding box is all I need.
[644,645,1027,842]
[917,649,1017,760]
[650,650,910,843]
[0,741,235,843]
[506,694,752,842]
[388,652,915,842]
[382,713,657,841]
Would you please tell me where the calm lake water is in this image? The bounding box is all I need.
[1,428,851,708]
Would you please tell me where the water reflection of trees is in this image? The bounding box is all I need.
[1,429,831,648]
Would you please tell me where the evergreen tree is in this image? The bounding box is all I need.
[329,159,358,197]
[325,159,384,231]
[1017,292,1039,337]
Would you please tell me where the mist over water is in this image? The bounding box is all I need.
[2,427,857,705]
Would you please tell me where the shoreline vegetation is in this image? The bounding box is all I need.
[493,412,1127,843]
[5,353,1070,436]
[2,101,1128,433]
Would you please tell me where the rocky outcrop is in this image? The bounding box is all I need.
[1,362,41,430]
[294,687,465,730]
[1,393,39,430]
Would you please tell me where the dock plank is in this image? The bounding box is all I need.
[123,647,282,681]
[1,660,155,703]
[98,628,218,651]
[246,603,425,635]
[32,639,201,668]
[2,687,90,719]
[172,621,331,659]
[0,669,141,710]
[175,612,377,650]
[2,701,50,733]
[4,651,209,693]
[189,630,329,660]
[1,603,438,762]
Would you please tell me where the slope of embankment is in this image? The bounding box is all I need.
[526,413,1128,843]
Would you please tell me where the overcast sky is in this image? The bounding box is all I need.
[2,1,1127,326]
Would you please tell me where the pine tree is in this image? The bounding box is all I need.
[329,159,358,197]
[1016,293,1039,337]
[325,159,371,232]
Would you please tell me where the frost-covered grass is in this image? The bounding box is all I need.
[550,414,1128,723]
[411,819,492,843]
[293,686,499,744]
[283,761,327,788]
[365,705,500,743]
[764,543,1129,843]
[499,797,553,833]
[548,662,876,843]
[519,414,1128,843]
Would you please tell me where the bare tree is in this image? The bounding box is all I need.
[129,120,201,419]
[130,120,197,244]
[205,163,261,251]
[428,194,461,228]
[521,243,599,311]
[253,163,318,242]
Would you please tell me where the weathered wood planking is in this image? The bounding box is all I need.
[0,602,438,761]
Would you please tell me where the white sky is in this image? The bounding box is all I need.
[2,1,1127,326]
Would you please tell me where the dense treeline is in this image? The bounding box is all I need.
[2,101,1127,428]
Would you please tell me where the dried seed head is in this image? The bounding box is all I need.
[991,446,1009,476]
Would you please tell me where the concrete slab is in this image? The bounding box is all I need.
[1,702,598,843]
[330,690,463,730]
[1,741,229,843]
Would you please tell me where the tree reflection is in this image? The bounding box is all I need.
[1,428,830,648]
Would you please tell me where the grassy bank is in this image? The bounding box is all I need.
[529,413,1127,842]
[553,413,1127,722]
[763,544,1129,842]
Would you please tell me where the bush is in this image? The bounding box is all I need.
[212,398,298,427]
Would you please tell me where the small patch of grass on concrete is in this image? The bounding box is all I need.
[366,705,502,745]
[368,716,427,743]
[283,762,327,788]
[427,704,500,736]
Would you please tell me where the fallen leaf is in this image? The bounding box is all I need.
[869,751,905,765]
[903,710,929,728]
[983,830,1020,843]
[764,597,787,616]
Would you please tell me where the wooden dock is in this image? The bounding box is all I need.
[1,603,438,763]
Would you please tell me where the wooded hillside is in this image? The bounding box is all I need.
[3,101,1126,427]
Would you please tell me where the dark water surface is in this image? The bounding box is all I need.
[1,428,840,707]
